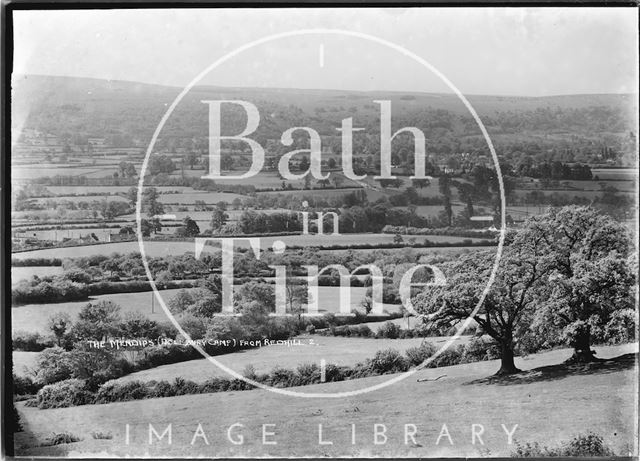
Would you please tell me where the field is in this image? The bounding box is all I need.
[12,166,119,180]
[11,288,187,334]
[12,266,63,287]
[43,186,194,195]
[112,334,469,385]
[157,192,248,204]
[15,343,638,457]
[11,234,492,260]
[591,168,639,181]
[11,284,402,335]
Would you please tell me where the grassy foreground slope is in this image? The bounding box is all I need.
[113,335,470,384]
[15,343,637,457]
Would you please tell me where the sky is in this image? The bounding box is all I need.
[11,7,639,97]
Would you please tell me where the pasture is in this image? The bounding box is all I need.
[12,166,119,180]
[15,343,638,457]
[11,234,491,260]
[11,285,396,335]
[44,186,194,195]
[591,168,639,181]
[12,266,63,287]
[157,191,248,204]
[114,334,470,385]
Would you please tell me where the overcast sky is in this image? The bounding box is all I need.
[12,8,639,96]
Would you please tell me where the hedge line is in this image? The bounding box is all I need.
[32,337,500,409]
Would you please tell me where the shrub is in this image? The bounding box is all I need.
[12,331,55,351]
[429,345,464,368]
[95,380,149,404]
[513,433,614,457]
[353,324,373,337]
[13,374,41,395]
[43,432,82,446]
[562,433,614,456]
[376,321,401,339]
[296,363,321,385]
[305,324,316,334]
[12,278,88,305]
[91,431,113,440]
[267,367,297,387]
[460,336,500,363]
[35,347,74,384]
[405,342,437,367]
[398,329,415,339]
[369,349,410,374]
[322,364,345,382]
[37,379,92,409]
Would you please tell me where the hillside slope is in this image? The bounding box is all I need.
[15,343,638,457]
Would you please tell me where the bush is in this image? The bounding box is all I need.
[13,374,41,395]
[12,331,55,351]
[460,336,501,363]
[35,347,74,384]
[12,278,89,305]
[296,363,321,385]
[353,324,373,337]
[95,380,149,404]
[405,342,437,367]
[513,433,614,457]
[429,345,464,368]
[37,379,92,409]
[369,349,410,374]
[305,324,316,334]
[376,321,401,339]
[91,431,113,440]
[267,367,297,387]
[43,432,83,446]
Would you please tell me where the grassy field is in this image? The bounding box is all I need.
[591,168,639,181]
[44,186,194,195]
[113,334,470,385]
[14,343,638,457]
[12,266,63,287]
[157,192,249,204]
[12,235,491,260]
[11,288,188,334]
[11,285,400,335]
[12,166,119,180]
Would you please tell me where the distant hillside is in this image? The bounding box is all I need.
[11,74,638,164]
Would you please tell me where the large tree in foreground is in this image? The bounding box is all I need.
[414,242,549,375]
[515,206,636,363]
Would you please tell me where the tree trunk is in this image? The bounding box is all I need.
[496,341,520,375]
[567,327,599,363]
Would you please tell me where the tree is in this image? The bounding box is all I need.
[72,300,122,341]
[517,206,636,363]
[144,187,164,220]
[210,207,228,232]
[414,246,549,375]
[178,216,200,237]
[184,151,197,170]
[439,174,452,197]
[47,312,72,347]
[285,281,310,319]
[442,195,453,227]
[139,219,153,237]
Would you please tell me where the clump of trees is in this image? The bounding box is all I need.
[415,206,636,375]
